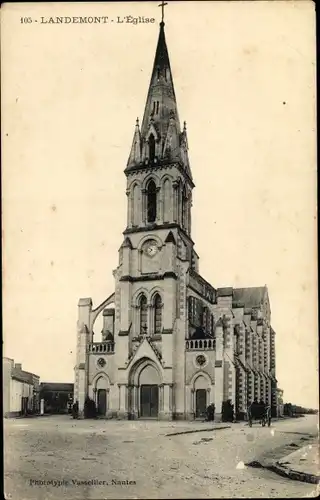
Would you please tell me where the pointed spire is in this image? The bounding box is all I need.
[125,15,194,184]
[152,20,171,77]
[127,118,141,167]
[140,21,180,145]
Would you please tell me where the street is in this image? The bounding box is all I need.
[4,414,319,499]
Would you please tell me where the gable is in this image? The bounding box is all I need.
[126,337,163,370]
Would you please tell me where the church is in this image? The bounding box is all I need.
[74,15,277,421]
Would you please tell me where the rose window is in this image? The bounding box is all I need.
[196,355,206,367]
[97,358,106,368]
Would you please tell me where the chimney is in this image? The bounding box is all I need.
[15,363,22,371]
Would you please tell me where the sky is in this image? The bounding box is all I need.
[2,1,318,408]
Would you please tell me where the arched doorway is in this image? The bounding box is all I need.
[139,364,159,418]
[129,358,162,419]
[94,375,109,417]
[194,375,209,419]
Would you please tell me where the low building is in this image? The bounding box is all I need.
[3,358,40,418]
[39,383,74,414]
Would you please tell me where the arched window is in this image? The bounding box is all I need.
[131,184,139,226]
[147,180,157,223]
[148,134,155,161]
[139,294,148,334]
[182,186,188,229]
[177,181,182,224]
[154,294,162,334]
[163,178,171,223]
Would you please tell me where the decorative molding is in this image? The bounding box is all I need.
[123,223,195,245]
[124,161,195,188]
[119,272,177,283]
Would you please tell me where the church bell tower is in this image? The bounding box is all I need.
[111,13,197,419]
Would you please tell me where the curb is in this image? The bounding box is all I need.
[165,425,231,436]
[266,462,319,485]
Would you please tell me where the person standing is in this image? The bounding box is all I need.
[72,400,79,419]
[210,403,215,422]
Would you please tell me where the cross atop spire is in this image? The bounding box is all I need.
[158,1,168,24]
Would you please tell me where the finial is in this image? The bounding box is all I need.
[135,117,139,126]
[158,1,168,25]
[183,120,187,131]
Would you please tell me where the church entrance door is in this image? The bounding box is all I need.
[140,385,158,418]
[195,389,207,418]
[97,389,107,416]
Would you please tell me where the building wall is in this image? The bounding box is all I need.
[10,379,33,413]
[3,358,13,416]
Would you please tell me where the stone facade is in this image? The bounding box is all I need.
[74,20,277,420]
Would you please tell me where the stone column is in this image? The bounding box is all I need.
[105,388,111,418]
[75,298,92,416]
[117,384,128,419]
[214,321,224,420]
[133,385,139,418]
[126,189,131,228]
[159,384,164,411]
[93,388,97,407]
[250,371,255,404]
[160,384,173,420]
[185,387,194,420]
[156,186,161,223]
[136,385,140,417]
[142,189,147,225]
[148,303,154,336]
[169,384,174,414]
[158,384,165,419]
[127,385,134,420]
[206,388,211,408]
[172,182,178,223]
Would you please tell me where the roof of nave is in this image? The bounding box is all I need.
[232,286,268,308]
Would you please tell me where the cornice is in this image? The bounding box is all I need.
[119,272,178,283]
